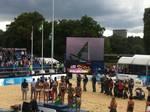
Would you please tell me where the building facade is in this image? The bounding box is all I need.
[113,29,127,37]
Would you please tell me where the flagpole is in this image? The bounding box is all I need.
[31,26,33,74]
[42,21,44,71]
[88,42,90,61]
[51,0,54,69]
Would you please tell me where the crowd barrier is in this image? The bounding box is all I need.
[0,74,66,86]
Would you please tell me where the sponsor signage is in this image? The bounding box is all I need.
[68,64,91,74]
[0,74,66,86]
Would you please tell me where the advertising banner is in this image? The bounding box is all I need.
[66,37,104,74]
[0,74,66,86]
[67,64,91,74]
[66,37,104,61]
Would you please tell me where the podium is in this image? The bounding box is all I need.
[44,103,69,111]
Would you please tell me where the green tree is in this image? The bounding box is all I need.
[108,35,145,55]
[2,13,105,60]
[54,16,105,60]
[110,36,130,54]
[143,8,150,54]
[0,30,4,46]
[104,37,112,53]
[131,44,145,54]
[3,11,45,54]
[127,36,145,54]
[80,15,105,37]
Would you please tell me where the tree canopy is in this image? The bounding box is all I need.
[1,12,105,60]
[0,11,146,61]
[143,8,150,54]
[104,36,144,54]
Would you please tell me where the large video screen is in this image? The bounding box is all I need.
[66,37,104,61]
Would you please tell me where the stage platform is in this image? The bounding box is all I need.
[61,108,89,112]
[38,103,89,112]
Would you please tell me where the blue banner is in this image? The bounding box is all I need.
[0,74,66,86]
[2,76,32,86]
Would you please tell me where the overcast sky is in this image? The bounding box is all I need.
[0,0,150,37]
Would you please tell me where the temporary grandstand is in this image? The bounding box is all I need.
[0,48,60,78]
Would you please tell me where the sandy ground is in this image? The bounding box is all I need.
[0,80,147,112]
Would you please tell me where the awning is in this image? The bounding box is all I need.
[36,57,59,64]
[132,55,150,66]
[118,55,150,66]
[118,57,133,64]
[132,57,150,65]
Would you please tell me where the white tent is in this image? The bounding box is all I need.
[118,55,150,66]
[43,58,59,64]
[132,55,150,66]
[37,57,59,64]
[117,55,150,76]
[118,57,133,64]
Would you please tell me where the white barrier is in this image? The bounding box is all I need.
[0,74,66,86]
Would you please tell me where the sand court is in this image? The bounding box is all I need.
[0,80,147,112]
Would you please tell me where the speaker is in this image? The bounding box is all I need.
[22,102,32,112]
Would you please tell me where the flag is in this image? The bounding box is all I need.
[39,21,43,31]
[49,33,52,40]
[31,26,33,40]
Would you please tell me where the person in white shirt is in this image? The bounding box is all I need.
[31,78,36,100]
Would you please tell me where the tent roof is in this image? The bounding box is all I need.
[37,57,59,64]
[132,56,150,65]
[118,55,150,66]
[133,55,150,58]
[118,57,133,64]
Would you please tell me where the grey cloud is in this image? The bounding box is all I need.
[0,0,145,33]
[128,26,143,33]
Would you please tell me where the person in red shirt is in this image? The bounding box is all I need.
[108,97,117,112]
[146,94,150,112]
[118,80,123,98]
[127,96,134,112]
[109,78,114,96]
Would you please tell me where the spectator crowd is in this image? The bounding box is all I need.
[0,48,65,77]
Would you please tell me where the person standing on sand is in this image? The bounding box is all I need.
[21,79,29,100]
[83,74,88,91]
[35,78,43,102]
[77,74,82,86]
[108,97,117,112]
[91,75,97,92]
[127,96,134,112]
[31,78,36,100]
[59,76,67,104]
[75,83,82,111]
[67,83,75,106]
[100,75,105,93]
[52,77,58,100]
[147,86,150,100]
[43,78,50,103]
[108,78,114,96]
[128,79,134,96]
[146,96,150,112]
